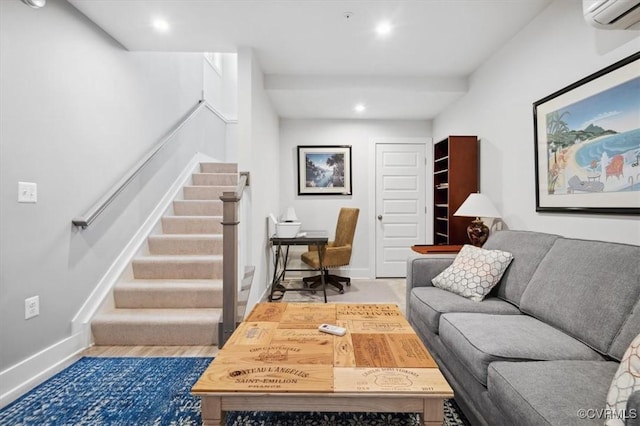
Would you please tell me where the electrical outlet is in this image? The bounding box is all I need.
[18,182,37,203]
[25,296,39,319]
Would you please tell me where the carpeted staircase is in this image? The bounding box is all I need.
[91,162,237,346]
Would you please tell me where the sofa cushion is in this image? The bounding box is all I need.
[482,230,560,306]
[439,313,604,386]
[520,238,640,355]
[432,244,513,302]
[606,333,640,426]
[488,360,619,426]
[410,287,520,334]
[609,300,640,361]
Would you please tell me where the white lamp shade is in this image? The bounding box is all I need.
[454,193,501,218]
[282,207,298,222]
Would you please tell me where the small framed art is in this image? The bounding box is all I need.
[297,145,352,195]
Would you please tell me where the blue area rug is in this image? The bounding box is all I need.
[0,357,469,425]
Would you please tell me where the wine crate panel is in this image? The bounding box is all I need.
[334,368,451,394]
[194,363,333,392]
[334,320,356,367]
[342,317,414,334]
[216,343,333,365]
[271,328,334,346]
[279,303,337,328]
[336,304,403,320]
[351,334,437,368]
[225,321,277,346]
[245,303,287,322]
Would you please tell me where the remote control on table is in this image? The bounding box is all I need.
[318,323,346,336]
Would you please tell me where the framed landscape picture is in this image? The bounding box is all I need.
[297,145,352,195]
[533,52,640,215]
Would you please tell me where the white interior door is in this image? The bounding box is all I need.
[375,143,427,277]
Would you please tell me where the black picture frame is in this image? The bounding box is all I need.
[533,52,640,215]
[297,145,352,195]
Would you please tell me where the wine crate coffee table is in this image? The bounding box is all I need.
[192,303,453,425]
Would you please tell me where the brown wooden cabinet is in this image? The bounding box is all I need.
[433,136,479,245]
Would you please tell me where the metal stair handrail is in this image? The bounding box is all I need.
[72,99,228,229]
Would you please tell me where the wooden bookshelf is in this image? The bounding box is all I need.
[433,136,479,245]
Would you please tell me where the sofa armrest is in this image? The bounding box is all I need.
[626,390,640,426]
[405,252,454,314]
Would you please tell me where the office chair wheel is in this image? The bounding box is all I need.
[339,289,344,294]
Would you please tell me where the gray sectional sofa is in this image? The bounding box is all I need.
[406,230,640,426]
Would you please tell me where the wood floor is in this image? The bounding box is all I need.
[82,345,219,357]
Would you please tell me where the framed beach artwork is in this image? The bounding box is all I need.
[297,145,352,195]
[533,52,640,215]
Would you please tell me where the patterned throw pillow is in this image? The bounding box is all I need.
[431,244,513,302]
[605,333,640,426]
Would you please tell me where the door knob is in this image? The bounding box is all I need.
[377,215,383,220]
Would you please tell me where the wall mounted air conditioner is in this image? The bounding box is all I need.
[583,0,640,29]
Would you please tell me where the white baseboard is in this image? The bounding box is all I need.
[0,332,86,408]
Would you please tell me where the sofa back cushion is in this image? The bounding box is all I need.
[520,238,640,355]
[609,299,640,361]
[483,230,560,306]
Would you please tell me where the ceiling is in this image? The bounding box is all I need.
[68,0,552,120]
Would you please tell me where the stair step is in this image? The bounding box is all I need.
[200,162,237,174]
[132,255,223,279]
[148,234,222,255]
[161,216,222,234]
[114,279,223,308]
[183,185,235,200]
[192,173,238,186]
[173,200,222,216]
[91,308,222,345]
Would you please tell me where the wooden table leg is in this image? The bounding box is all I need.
[422,398,444,426]
[201,396,225,426]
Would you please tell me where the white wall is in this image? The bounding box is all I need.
[433,0,640,245]
[237,48,281,308]
[279,119,432,277]
[0,0,225,374]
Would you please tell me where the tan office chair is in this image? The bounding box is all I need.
[301,207,359,294]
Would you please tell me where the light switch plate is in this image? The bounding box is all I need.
[18,182,37,203]
[25,296,39,319]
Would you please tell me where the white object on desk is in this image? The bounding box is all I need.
[276,222,301,237]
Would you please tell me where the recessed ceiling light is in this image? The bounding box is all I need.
[375,21,392,36]
[152,18,170,32]
[354,103,366,113]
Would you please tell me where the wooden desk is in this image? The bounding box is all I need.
[269,232,329,303]
[192,303,454,426]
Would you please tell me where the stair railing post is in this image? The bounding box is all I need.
[218,172,248,348]
[219,193,238,348]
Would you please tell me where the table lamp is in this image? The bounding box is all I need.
[453,193,501,247]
